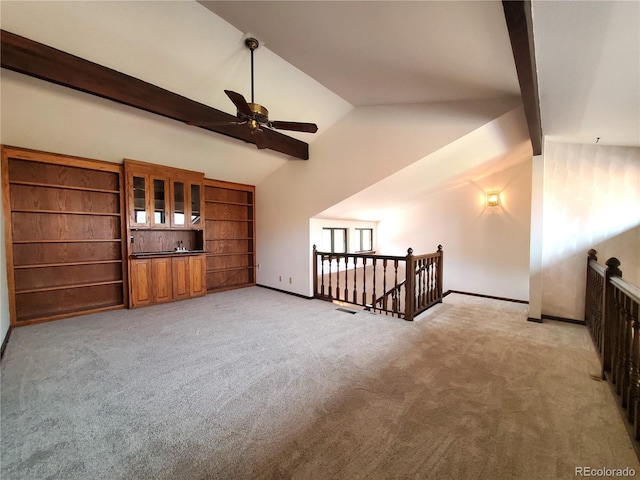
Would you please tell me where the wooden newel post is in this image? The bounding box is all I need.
[437,245,443,302]
[312,245,318,298]
[405,248,415,321]
[603,257,622,378]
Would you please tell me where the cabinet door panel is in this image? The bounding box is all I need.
[131,259,153,307]
[152,258,173,303]
[189,255,206,297]
[130,174,150,227]
[172,256,190,300]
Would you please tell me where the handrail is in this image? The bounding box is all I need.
[313,245,443,320]
[584,248,640,455]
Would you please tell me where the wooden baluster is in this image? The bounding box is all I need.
[362,257,367,306]
[344,255,349,301]
[353,257,358,304]
[437,245,443,301]
[382,259,388,311]
[430,257,435,303]
[371,257,377,311]
[328,255,333,300]
[627,295,640,423]
[394,260,399,315]
[336,256,341,301]
[313,245,318,297]
[320,253,325,297]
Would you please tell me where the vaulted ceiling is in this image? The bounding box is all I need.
[1,0,637,188]
[204,0,639,147]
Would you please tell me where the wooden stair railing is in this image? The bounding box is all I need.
[584,249,640,457]
[313,245,443,320]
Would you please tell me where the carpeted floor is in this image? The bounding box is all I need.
[1,288,638,479]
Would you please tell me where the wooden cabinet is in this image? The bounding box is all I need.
[170,179,203,229]
[172,256,190,300]
[125,159,203,231]
[130,257,173,307]
[204,179,256,292]
[127,172,170,229]
[189,255,207,297]
[129,254,205,308]
[2,146,126,326]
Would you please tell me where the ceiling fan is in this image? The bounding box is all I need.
[191,37,318,150]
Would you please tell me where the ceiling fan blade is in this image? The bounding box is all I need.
[225,90,253,117]
[251,129,268,149]
[188,120,246,127]
[270,120,318,134]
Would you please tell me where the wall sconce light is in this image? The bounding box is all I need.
[486,191,500,207]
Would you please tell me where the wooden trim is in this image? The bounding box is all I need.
[124,159,204,182]
[444,290,529,304]
[206,266,256,274]
[8,180,120,194]
[16,280,123,295]
[0,327,12,359]
[13,239,121,244]
[204,178,255,192]
[1,31,309,160]
[502,0,543,156]
[205,200,253,207]
[541,314,585,325]
[14,304,125,328]
[1,148,18,325]
[1,145,122,173]
[14,260,122,269]
[527,317,543,323]
[206,218,253,222]
[11,209,120,217]
[257,284,314,300]
[206,237,253,241]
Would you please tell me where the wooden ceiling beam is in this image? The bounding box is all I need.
[0,30,310,160]
[502,0,543,156]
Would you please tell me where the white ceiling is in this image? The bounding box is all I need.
[203,0,640,147]
[200,1,521,106]
[533,0,639,147]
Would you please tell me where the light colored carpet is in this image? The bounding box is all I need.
[1,288,637,479]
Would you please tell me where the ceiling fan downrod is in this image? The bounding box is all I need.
[245,37,259,104]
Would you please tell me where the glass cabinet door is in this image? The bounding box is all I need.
[190,184,201,225]
[173,181,185,226]
[152,178,168,226]
[132,175,148,225]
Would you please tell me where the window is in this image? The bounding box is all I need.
[322,228,347,253]
[356,228,373,252]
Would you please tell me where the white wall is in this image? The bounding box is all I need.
[377,159,533,300]
[0,1,351,186]
[257,99,519,296]
[541,142,640,320]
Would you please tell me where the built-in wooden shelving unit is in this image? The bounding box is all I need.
[204,179,255,292]
[2,146,127,325]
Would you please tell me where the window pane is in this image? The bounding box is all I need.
[190,184,201,224]
[362,229,372,251]
[153,179,166,225]
[333,229,346,253]
[322,229,332,252]
[174,182,185,225]
[133,176,146,223]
